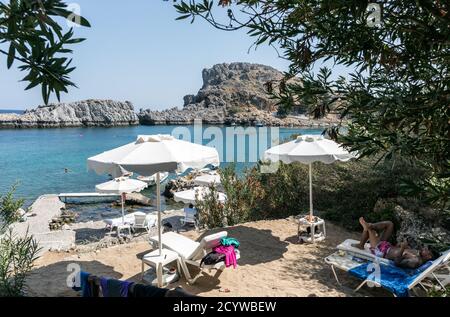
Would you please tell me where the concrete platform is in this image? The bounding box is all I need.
[10,195,75,253]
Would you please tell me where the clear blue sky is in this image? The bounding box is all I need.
[0,1,346,111]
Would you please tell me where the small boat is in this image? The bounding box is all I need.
[137,172,169,186]
[255,121,264,127]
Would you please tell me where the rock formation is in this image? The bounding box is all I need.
[0,99,139,128]
[373,198,450,252]
[1,63,342,128]
[138,62,339,127]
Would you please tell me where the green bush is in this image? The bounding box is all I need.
[428,286,449,297]
[195,164,259,229]
[0,229,40,296]
[0,184,40,297]
[195,185,226,229]
[197,157,432,234]
[0,183,24,231]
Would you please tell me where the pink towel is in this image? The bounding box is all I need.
[214,245,237,269]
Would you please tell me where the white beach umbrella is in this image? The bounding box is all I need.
[95,177,148,224]
[193,174,221,187]
[88,134,220,255]
[264,134,356,221]
[174,186,227,205]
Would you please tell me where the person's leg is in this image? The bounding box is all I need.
[359,217,380,248]
[369,221,394,242]
[357,227,369,249]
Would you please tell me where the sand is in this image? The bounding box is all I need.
[26,218,390,297]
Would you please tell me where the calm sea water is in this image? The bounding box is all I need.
[0,109,24,114]
[0,125,322,221]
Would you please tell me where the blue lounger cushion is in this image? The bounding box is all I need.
[348,261,433,297]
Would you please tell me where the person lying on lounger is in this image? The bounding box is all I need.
[355,217,434,269]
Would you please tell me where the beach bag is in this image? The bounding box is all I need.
[200,251,225,267]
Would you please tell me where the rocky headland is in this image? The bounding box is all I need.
[1,63,341,129]
[0,99,139,129]
[138,62,340,127]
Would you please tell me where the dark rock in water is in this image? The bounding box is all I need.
[0,99,139,128]
[138,62,341,127]
[49,210,77,231]
[162,171,203,199]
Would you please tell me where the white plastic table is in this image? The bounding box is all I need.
[297,215,326,243]
[141,249,180,287]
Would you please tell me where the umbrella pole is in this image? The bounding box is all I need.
[309,163,313,220]
[156,172,162,256]
[121,193,125,224]
[309,162,314,243]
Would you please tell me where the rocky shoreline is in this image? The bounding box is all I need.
[0,99,139,129]
[1,63,342,129]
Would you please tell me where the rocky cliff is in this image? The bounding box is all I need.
[0,99,139,128]
[138,62,339,127]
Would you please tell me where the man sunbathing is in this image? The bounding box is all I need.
[356,217,434,269]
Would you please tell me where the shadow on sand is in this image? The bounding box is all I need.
[27,260,123,297]
[279,234,391,297]
[194,225,290,266]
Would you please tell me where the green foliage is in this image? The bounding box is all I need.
[0,0,90,104]
[227,106,243,116]
[197,157,432,233]
[195,164,259,228]
[0,183,25,232]
[0,229,40,297]
[195,184,226,229]
[428,286,449,298]
[173,0,450,208]
[219,164,260,225]
[0,184,40,297]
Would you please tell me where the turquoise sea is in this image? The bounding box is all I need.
[0,125,322,221]
[0,109,24,114]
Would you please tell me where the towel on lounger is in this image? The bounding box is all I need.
[348,261,433,297]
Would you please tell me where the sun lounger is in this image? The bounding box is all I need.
[325,249,450,296]
[337,239,393,265]
[149,231,240,284]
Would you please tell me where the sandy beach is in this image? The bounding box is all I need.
[27,218,390,297]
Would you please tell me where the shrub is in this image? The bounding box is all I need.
[0,184,40,297]
[195,185,226,229]
[195,164,263,228]
[0,183,24,231]
[0,229,40,296]
[428,286,449,298]
[227,106,243,116]
[197,156,432,233]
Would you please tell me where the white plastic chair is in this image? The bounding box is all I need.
[180,207,197,227]
[132,213,157,234]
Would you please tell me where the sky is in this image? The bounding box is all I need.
[0,0,292,110]
[0,1,347,111]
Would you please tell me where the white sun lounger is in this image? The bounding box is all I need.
[325,249,450,296]
[337,239,393,265]
[149,231,240,284]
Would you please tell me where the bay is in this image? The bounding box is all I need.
[0,125,322,221]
